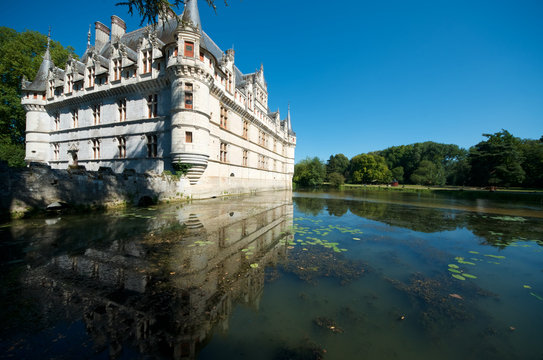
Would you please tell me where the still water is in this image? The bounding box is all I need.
[1,190,542,359]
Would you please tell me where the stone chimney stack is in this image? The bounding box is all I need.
[111,15,126,40]
[95,21,110,52]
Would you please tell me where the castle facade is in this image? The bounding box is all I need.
[21,0,295,195]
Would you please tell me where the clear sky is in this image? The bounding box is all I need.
[2,0,542,162]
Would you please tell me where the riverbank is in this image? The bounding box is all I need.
[339,183,543,195]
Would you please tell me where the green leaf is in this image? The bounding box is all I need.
[452,274,466,281]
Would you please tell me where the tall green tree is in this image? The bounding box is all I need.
[468,130,525,187]
[325,153,349,180]
[410,160,445,185]
[293,157,326,187]
[518,138,543,188]
[349,154,392,184]
[0,27,76,166]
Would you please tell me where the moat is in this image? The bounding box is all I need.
[1,190,542,359]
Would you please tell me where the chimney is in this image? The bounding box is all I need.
[95,21,110,52]
[111,15,126,40]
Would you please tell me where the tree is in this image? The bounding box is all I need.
[518,138,543,188]
[325,153,349,180]
[410,160,445,185]
[349,154,392,184]
[117,0,227,25]
[328,172,345,188]
[468,130,525,187]
[0,27,76,166]
[293,157,326,187]
[391,166,404,183]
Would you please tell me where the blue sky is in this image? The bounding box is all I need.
[2,0,542,162]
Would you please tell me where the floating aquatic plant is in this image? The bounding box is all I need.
[491,216,526,222]
[523,285,532,289]
[448,264,459,269]
[462,273,477,279]
[452,274,466,281]
[484,254,506,259]
[448,268,461,274]
[250,263,259,269]
[469,251,479,254]
[530,292,543,301]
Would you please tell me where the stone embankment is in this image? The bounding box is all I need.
[0,162,187,217]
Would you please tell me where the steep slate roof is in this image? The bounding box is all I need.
[25,39,54,91]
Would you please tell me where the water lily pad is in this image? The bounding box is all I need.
[462,273,477,279]
[468,251,479,254]
[448,268,461,274]
[523,285,532,289]
[452,274,466,281]
[448,264,459,269]
[250,263,259,269]
[529,292,543,301]
[457,260,476,265]
[484,254,506,259]
[353,237,361,241]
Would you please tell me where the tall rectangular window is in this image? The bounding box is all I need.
[113,59,121,81]
[242,120,248,139]
[72,109,78,128]
[185,131,193,143]
[53,143,60,160]
[184,41,194,57]
[147,134,157,157]
[220,142,227,163]
[148,94,158,118]
[142,50,152,74]
[273,139,277,153]
[184,83,193,109]
[242,150,248,167]
[118,136,126,158]
[88,67,95,87]
[220,105,228,129]
[118,98,127,121]
[67,74,73,93]
[54,112,60,130]
[92,104,101,125]
[92,139,100,159]
[199,48,204,61]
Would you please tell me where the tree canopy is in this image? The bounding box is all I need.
[293,157,326,187]
[116,0,227,25]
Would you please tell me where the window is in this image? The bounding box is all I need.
[220,142,228,163]
[242,149,248,167]
[184,41,194,57]
[185,131,193,143]
[220,105,228,129]
[67,74,73,93]
[53,143,59,160]
[258,154,264,169]
[148,94,158,118]
[92,104,101,125]
[225,71,233,93]
[242,120,248,139]
[142,50,152,74]
[274,159,277,171]
[72,109,78,128]
[113,59,121,81]
[173,47,178,57]
[92,139,100,159]
[118,136,126,158]
[147,134,157,157]
[259,130,267,147]
[185,83,193,109]
[118,98,127,121]
[88,67,95,87]
[49,81,54,97]
[273,139,277,152]
[199,48,204,61]
[54,112,60,130]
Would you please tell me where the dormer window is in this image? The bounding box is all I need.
[199,48,204,61]
[67,74,73,93]
[87,67,95,87]
[184,41,194,57]
[142,50,152,74]
[113,59,121,81]
[49,81,54,97]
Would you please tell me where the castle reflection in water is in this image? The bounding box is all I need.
[18,191,293,359]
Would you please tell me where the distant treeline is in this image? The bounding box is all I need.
[294,130,543,188]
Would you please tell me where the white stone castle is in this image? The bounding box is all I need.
[21,0,295,194]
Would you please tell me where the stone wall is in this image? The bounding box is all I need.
[0,162,292,216]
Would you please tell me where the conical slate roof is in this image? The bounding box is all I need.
[25,37,54,92]
[181,0,202,33]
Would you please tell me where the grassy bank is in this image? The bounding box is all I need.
[337,183,543,194]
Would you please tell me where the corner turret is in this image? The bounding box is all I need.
[21,29,54,164]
